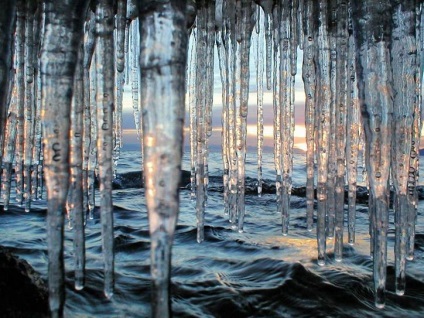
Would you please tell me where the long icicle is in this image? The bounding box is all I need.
[280,0,295,236]
[326,0,337,239]
[68,43,85,291]
[346,5,360,245]
[0,0,17,141]
[113,0,128,173]
[334,0,348,262]
[2,112,18,211]
[256,5,264,197]
[15,0,26,206]
[302,0,317,232]
[315,0,331,266]
[188,28,197,202]
[407,3,422,261]
[137,1,188,316]
[41,1,89,316]
[352,1,394,308]
[236,0,255,232]
[95,0,115,299]
[23,0,36,212]
[390,0,417,296]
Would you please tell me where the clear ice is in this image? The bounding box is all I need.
[0,0,423,316]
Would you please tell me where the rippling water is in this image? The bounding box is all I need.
[1,149,424,317]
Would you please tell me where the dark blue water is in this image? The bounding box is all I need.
[1,149,424,317]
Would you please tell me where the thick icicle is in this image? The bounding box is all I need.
[130,19,142,141]
[224,1,238,227]
[334,0,348,262]
[346,9,360,245]
[113,0,128,172]
[390,1,417,296]
[23,0,36,212]
[2,111,18,211]
[88,49,98,219]
[0,0,16,139]
[137,1,188,316]
[195,0,215,241]
[257,1,273,90]
[31,5,43,201]
[15,0,26,205]
[236,0,255,232]
[279,0,295,235]
[85,11,97,219]
[216,2,230,211]
[95,0,115,299]
[204,1,216,208]
[82,13,95,215]
[407,3,423,261]
[407,4,421,259]
[326,1,337,239]
[272,3,282,234]
[352,1,394,308]
[302,0,317,232]
[68,45,85,291]
[315,0,331,266]
[40,0,89,316]
[115,0,127,73]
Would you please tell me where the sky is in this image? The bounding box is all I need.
[120,30,424,153]
[121,31,308,153]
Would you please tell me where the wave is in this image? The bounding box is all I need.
[111,170,424,203]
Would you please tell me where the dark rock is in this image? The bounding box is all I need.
[0,246,49,317]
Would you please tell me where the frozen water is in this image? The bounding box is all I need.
[0,0,422,316]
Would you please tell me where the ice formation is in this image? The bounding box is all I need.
[0,0,422,316]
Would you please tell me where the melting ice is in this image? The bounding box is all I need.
[0,0,423,316]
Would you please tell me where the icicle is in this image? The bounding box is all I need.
[315,0,331,266]
[0,1,16,139]
[67,44,85,291]
[290,0,298,76]
[272,3,283,233]
[15,0,26,206]
[31,5,43,201]
[2,112,18,211]
[203,1,216,208]
[390,1,417,296]
[302,0,317,232]
[256,6,264,198]
[95,0,115,299]
[137,1,188,316]
[235,0,255,233]
[279,0,295,236]
[224,1,238,227]
[352,1,394,308]
[407,3,422,260]
[115,0,127,73]
[113,0,127,173]
[216,2,230,211]
[346,8,360,245]
[257,1,273,90]
[83,11,96,216]
[297,0,304,50]
[195,0,215,241]
[41,1,89,316]
[334,0,348,262]
[188,29,197,202]
[88,50,98,219]
[82,64,91,215]
[326,1,337,240]
[23,0,36,212]
[130,19,142,142]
